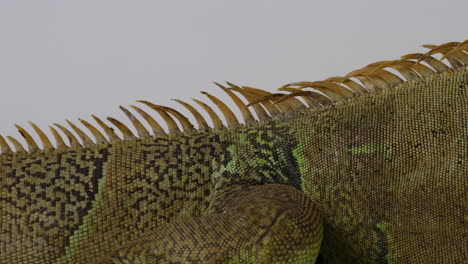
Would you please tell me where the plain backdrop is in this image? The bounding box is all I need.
[0,0,467,144]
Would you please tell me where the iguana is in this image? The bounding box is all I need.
[0,40,466,264]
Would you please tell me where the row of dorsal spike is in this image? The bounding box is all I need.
[0,84,297,154]
[1,40,467,155]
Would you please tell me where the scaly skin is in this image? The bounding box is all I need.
[0,42,467,263]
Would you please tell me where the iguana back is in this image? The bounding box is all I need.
[0,40,467,263]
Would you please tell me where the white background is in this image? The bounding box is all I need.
[0,0,467,143]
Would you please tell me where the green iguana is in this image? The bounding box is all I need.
[0,40,466,264]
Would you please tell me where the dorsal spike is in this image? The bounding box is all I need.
[172,99,210,130]
[344,63,410,88]
[92,115,120,142]
[278,88,316,107]
[119,106,150,138]
[246,93,295,113]
[29,122,54,151]
[49,126,67,150]
[79,119,108,144]
[226,83,270,121]
[439,40,467,61]
[423,43,464,68]
[368,60,420,81]
[201,91,239,127]
[285,81,355,99]
[272,94,307,112]
[343,67,372,80]
[279,87,332,107]
[342,67,388,91]
[7,136,26,153]
[242,86,282,116]
[402,53,449,73]
[405,61,435,78]
[107,117,136,140]
[325,77,367,95]
[214,82,256,124]
[283,81,351,100]
[130,105,167,136]
[66,120,94,146]
[370,70,404,87]
[54,123,82,148]
[424,41,460,56]
[192,99,224,129]
[137,101,181,134]
[435,48,468,67]
[152,105,195,132]
[377,60,435,78]
[351,76,380,92]
[15,124,40,152]
[363,74,392,90]
[440,46,468,64]
[0,135,13,154]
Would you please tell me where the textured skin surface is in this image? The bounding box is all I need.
[0,64,467,262]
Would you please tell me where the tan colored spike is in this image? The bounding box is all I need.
[343,66,373,80]
[402,53,449,73]
[0,135,13,154]
[435,48,468,66]
[280,87,332,106]
[49,126,67,149]
[66,120,94,146]
[265,94,293,112]
[352,75,382,92]
[365,74,392,90]
[242,86,283,116]
[272,91,311,107]
[395,60,435,78]
[326,77,368,95]
[272,93,307,112]
[172,99,209,130]
[107,117,136,140]
[369,60,420,81]
[423,43,464,68]
[54,123,82,148]
[371,70,404,87]
[424,41,460,55]
[92,115,120,142]
[79,119,108,144]
[279,88,319,107]
[347,65,400,88]
[282,81,351,100]
[201,91,239,127]
[440,45,468,64]
[15,124,40,152]
[288,81,355,99]
[246,93,296,113]
[29,122,54,151]
[119,106,150,138]
[192,99,224,129]
[130,105,167,136]
[214,82,256,124]
[422,44,436,49]
[7,136,26,153]
[226,83,270,121]
[151,105,194,132]
[137,101,181,134]
[348,63,402,86]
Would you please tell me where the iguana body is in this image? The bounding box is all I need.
[0,41,466,263]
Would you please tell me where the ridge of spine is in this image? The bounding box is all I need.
[1,40,466,155]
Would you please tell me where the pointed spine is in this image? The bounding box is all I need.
[119,106,150,138]
[15,124,40,152]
